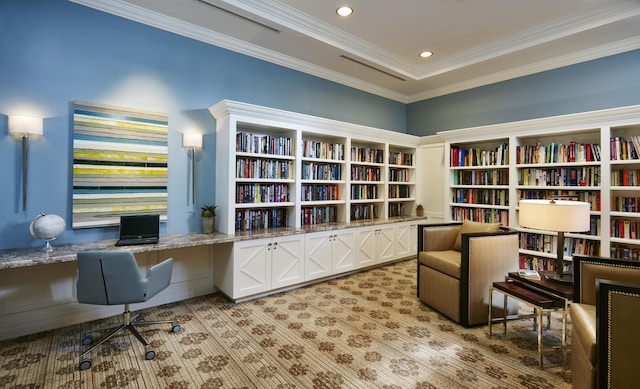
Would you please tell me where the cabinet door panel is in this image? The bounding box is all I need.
[333,230,357,273]
[377,226,396,262]
[395,223,412,258]
[305,232,332,281]
[272,236,304,288]
[235,239,270,296]
[357,228,377,267]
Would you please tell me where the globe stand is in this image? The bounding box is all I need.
[42,238,57,252]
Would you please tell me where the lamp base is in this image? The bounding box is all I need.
[544,272,573,285]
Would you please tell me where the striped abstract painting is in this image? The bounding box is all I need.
[72,101,168,228]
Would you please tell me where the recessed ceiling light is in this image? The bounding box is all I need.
[419,51,433,58]
[336,6,353,17]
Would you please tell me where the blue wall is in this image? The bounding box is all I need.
[407,49,640,135]
[0,0,406,249]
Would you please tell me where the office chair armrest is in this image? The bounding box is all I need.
[145,258,174,299]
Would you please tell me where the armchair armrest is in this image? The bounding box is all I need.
[462,229,519,326]
[145,258,174,300]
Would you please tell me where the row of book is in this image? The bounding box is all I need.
[451,208,509,224]
[351,146,384,164]
[389,184,411,199]
[236,158,291,180]
[351,204,379,220]
[518,166,601,187]
[301,162,342,181]
[389,151,414,166]
[301,184,339,202]
[351,166,381,181]
[451,169,508,186]
[516,141,601,164]
[236,132,294,156]
[301,206,337,225]
[236,183,290,203]
[610,219,639,240]
[389,168,411,183]
[518,190,600,211]
[611,169,640,186]
[450,144,509,167]
[388,203,407,217]
[351,184,379,200]
[451,188,508,206]
[610,244,640,261]
[611,196,639,213]
[519,255,561,272]
[610,136,640,161]
[301,139,344,160]
[235,209,288,231]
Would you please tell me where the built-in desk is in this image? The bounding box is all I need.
[0,217,424,340]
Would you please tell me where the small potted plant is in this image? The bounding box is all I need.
[201,204,217,234]
[416,204,424,217]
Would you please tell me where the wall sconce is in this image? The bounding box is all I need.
[182,133,203,205]
[9,115,43,211]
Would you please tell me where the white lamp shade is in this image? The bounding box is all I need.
[182,133,203,148]
[519,199,590,232]
[8,115,43,138]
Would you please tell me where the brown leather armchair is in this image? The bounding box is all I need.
[417,221,520,327]
[570,255,640,389]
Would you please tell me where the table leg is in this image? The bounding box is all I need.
[488,287,493,337]
[537,307,543,369]
[562,300,568,370]
[503,290,508,334]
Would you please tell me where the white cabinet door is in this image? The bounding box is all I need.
[358,225,396,267]
[333,229,357,273]
[395,222,418,259]
[271,235,304,289]
[305,231,333,281]
[377,225,396,263]
[233,238,271,297]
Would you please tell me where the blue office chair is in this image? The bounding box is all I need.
[76,251,181,371]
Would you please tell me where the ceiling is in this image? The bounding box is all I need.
[73,0,640,103]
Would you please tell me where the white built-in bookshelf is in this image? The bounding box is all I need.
[440,105,640,270]
[210,100,420,235]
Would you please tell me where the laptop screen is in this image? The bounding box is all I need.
[119,215,160,239]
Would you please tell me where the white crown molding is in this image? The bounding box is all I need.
[408,36,640,103]
[71,0,640,105]
[437,104,640,142]
[70,0,409,103]
[209,99,420,145]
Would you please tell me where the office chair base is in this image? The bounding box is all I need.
[79,304,180,371]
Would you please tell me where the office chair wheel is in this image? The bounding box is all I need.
[145,349,156,360]
[79,358,92,371]
[82,335,93,346]
[171,324,181,333]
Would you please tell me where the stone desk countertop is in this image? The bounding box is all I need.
[0,216,426,270]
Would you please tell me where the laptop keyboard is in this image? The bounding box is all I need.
[115,238,158,247]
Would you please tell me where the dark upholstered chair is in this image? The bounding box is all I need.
[570,255,640,389]
[76,251,180,370]
[417,221,519,327]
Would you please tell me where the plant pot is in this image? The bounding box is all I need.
[416,208,424,217]
[202,216,215,234]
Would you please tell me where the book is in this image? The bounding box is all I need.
[518,269,541,280]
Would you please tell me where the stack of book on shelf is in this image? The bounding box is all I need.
[518,269,541,280]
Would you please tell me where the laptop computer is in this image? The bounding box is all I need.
[115,215,160,246]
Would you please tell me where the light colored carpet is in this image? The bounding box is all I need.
[0,259,571,388]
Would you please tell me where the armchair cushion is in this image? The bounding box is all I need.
[570,302,597,363]
[420,250,461,279]
[453,220,501,251]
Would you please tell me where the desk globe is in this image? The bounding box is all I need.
[30,213,66,252]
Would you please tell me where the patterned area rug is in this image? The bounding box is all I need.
[0,259,571,388]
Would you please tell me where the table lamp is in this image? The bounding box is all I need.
[519,199,590,284]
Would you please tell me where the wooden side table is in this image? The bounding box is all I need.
[489,280,568,369]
